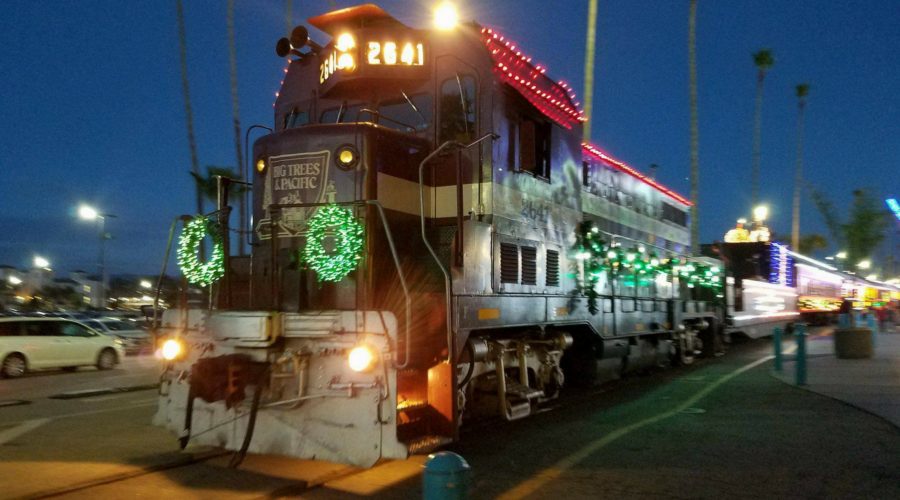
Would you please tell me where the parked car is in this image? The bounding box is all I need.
[0,317,125,378]
[83,318,152,355]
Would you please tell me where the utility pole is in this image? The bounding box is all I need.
[582,0,599,143]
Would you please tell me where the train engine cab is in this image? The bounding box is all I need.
[155,4,716,467]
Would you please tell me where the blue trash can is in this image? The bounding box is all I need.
[423,451,471,500]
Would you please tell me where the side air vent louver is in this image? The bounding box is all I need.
[521,246,537,285]
[500,243,519,284]
[546,249,559,287]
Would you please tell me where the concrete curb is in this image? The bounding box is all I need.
[768,368,900,432]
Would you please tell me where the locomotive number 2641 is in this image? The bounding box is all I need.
[367,41,425,66]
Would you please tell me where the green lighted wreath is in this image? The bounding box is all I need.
[302,204,364,282]
[177,216,225,287]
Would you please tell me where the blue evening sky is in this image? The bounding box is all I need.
[1,0,898,275]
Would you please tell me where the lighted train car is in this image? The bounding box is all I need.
[792,251,898,320]
[155,4,721,467]
[707,242,798,338]
[792,253,846,324]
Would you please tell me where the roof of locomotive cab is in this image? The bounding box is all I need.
[297,4,690,208]
[308,4,408,35]
[305,4,585,129]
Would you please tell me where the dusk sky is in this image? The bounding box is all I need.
[1,0,898,276]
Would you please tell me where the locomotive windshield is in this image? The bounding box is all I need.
[305,92,434,133]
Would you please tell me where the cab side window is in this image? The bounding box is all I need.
[517,118,551,179]
[438,75,476,144]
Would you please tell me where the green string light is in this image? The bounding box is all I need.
[572,223,723,313]
[177,216,225,287]
[302,204,364,282]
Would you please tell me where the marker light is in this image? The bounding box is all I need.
[434,2,459,30]
[256,158,266,173]
[337,53,355,70]
[348,345,376,372]
[336,33,355,52]
[161,339,183,361]
[335,145,359,170]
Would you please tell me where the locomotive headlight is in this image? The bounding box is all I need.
[161,338,184,361]
[335,145,359,169]
[434,2,459,30]
[337,53,355,70]
[348,345,377,372]
[336,33,355,52]
[256,158,266,173]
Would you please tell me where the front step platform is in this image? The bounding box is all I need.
[505,380,544,401]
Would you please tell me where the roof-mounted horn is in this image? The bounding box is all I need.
[275,25,321,58]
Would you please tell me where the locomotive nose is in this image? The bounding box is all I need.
[252,124,429,213]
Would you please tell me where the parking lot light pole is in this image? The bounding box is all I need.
[78,205,116,309]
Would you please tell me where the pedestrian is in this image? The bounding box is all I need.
[875,306,889,332]
[838,298,852,327]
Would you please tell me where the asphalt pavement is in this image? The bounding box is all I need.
[0,335,898,499]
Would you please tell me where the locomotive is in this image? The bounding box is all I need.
[155,4,727,467]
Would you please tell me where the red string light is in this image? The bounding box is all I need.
[273,58,292,108]
[481,27,586,129]
[582,143,693,206]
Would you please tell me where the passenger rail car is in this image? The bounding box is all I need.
[155,4,721,467]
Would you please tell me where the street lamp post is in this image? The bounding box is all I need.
[78,205,116,309]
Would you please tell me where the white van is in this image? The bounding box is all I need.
[0,317,126,378]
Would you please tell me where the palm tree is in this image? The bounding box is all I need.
[798,233,827,255]
[791,83,810,250]
[285,0,292,34]
[176,0,203,217]
[191,166,247,205]
[226,0,245,255]
[810,188,889,267]
[750,49,774,207]
[582,0,599,143]
[688,0,699,254]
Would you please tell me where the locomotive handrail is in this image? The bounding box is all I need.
[268,200,412,368]
[366,200,412,369]
[418,133,498,362]
[358,108,419,132]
